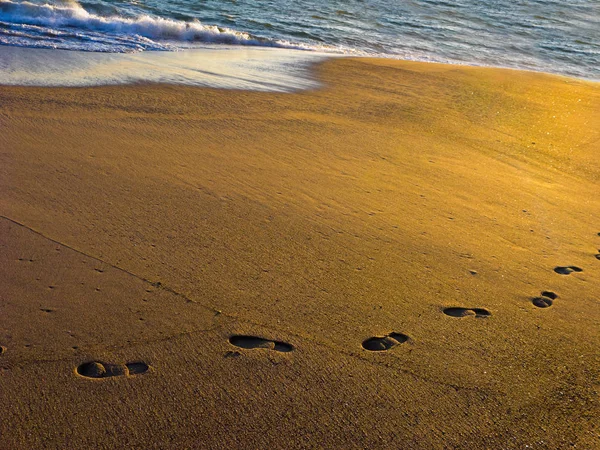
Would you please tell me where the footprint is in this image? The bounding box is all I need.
[554,266,583,275]
[229,335,293,353]
[76,361,150,379]
[532,291,558,308]
[443,307,491,318]
[362,332,408,351]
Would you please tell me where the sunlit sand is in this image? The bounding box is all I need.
[1,57,598,448]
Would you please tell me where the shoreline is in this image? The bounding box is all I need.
[1,46,599,93]
[1,57,599,448]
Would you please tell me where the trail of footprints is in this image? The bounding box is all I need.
[218,231,598,354]
[530,232,597,308]
[3,233,597,377]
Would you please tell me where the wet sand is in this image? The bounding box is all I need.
[0,58,599,449]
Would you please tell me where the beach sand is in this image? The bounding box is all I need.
[0,58,599,449]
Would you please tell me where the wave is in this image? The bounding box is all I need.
[0,0,323,52]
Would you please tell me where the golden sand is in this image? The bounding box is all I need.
[0,58,599,448]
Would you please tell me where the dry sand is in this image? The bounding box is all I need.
[0,58,599,449]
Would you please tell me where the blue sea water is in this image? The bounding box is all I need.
[0,0,598,80]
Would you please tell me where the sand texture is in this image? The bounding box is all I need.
[1,58,599,449]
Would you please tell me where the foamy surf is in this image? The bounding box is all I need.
[0,0,332,52]
[0,45,331,91]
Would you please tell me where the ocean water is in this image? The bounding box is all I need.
[0,0,598,80]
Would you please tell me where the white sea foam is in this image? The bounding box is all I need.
[0,0,329,52]
[0,45,331,91]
